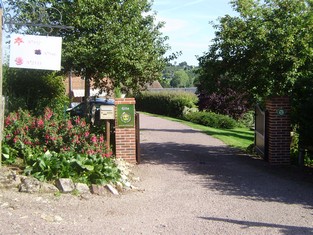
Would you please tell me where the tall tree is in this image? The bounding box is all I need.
[197,0,313,102]
[6,0,170,96]
[170,69,189,88]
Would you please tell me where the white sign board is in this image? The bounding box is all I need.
[100,105,115,120]
[9,34,62,71]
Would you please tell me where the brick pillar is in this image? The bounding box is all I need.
[266,97,291,165]
[115,98,137,164]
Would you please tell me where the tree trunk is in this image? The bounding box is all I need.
[84,69,92,118]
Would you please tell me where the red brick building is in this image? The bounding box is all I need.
[63,74,112,103]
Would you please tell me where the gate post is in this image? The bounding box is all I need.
[265,97,291,165]
[114,98,137,164]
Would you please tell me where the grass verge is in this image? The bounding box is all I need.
[140,112,254,151]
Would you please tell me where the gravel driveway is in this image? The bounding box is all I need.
[1,113,313,234]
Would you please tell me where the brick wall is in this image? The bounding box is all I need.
[114,98,137,164]
[266,97,291,165]
[64,75,113,102]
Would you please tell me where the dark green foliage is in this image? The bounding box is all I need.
[297,98,313,149]
[198,88,251,120]
[1,143,18,165]
[198,0,313,101]
[23,150,120,185]
[136,91,198,118]
[292,74,313,153]
[290,131,313,166]
[183,111,239,129]
[4,66,69,116]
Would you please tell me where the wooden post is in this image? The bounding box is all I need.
[0,6,3,167]
[106,120,110,151]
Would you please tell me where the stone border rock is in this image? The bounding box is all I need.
[0,158,140,196]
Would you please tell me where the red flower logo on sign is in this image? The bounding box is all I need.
[15,57,23,65]
[14,37,24,46]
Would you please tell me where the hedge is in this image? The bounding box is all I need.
[135,91,198,118]
[183,111,239,129]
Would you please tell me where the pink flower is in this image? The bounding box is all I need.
[67,120,73,129]
[13,137,19,143]
[24,140,32,145]
[75,117,81,125]
[84,132,90,138]
[31,121,36,128]
[91,136,97,143]
[4,117,11,126]
[102,151,113,158]
[37,119,44,128]
[45,134,51,141]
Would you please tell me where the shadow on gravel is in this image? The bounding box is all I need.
[140,141,313,210]
[199,217,313,235]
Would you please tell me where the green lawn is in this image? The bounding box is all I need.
[141,112,254,151]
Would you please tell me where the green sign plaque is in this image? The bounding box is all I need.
[116,104,135,128]
[276,107,286,116]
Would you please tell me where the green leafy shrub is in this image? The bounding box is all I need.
[183,111,238,129]
[1,143,18,165]
[238,110,255,129]
[4,67,69,116]
[136,91,198,118]
[23,150,120,184]
[290,130,313,166]
[2,108,119,185]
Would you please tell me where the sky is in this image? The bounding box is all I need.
[151,0,237,66]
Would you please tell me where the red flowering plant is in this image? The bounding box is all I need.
[3,108,113,157]
[4,109,34,151]
[2,108,119,184]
